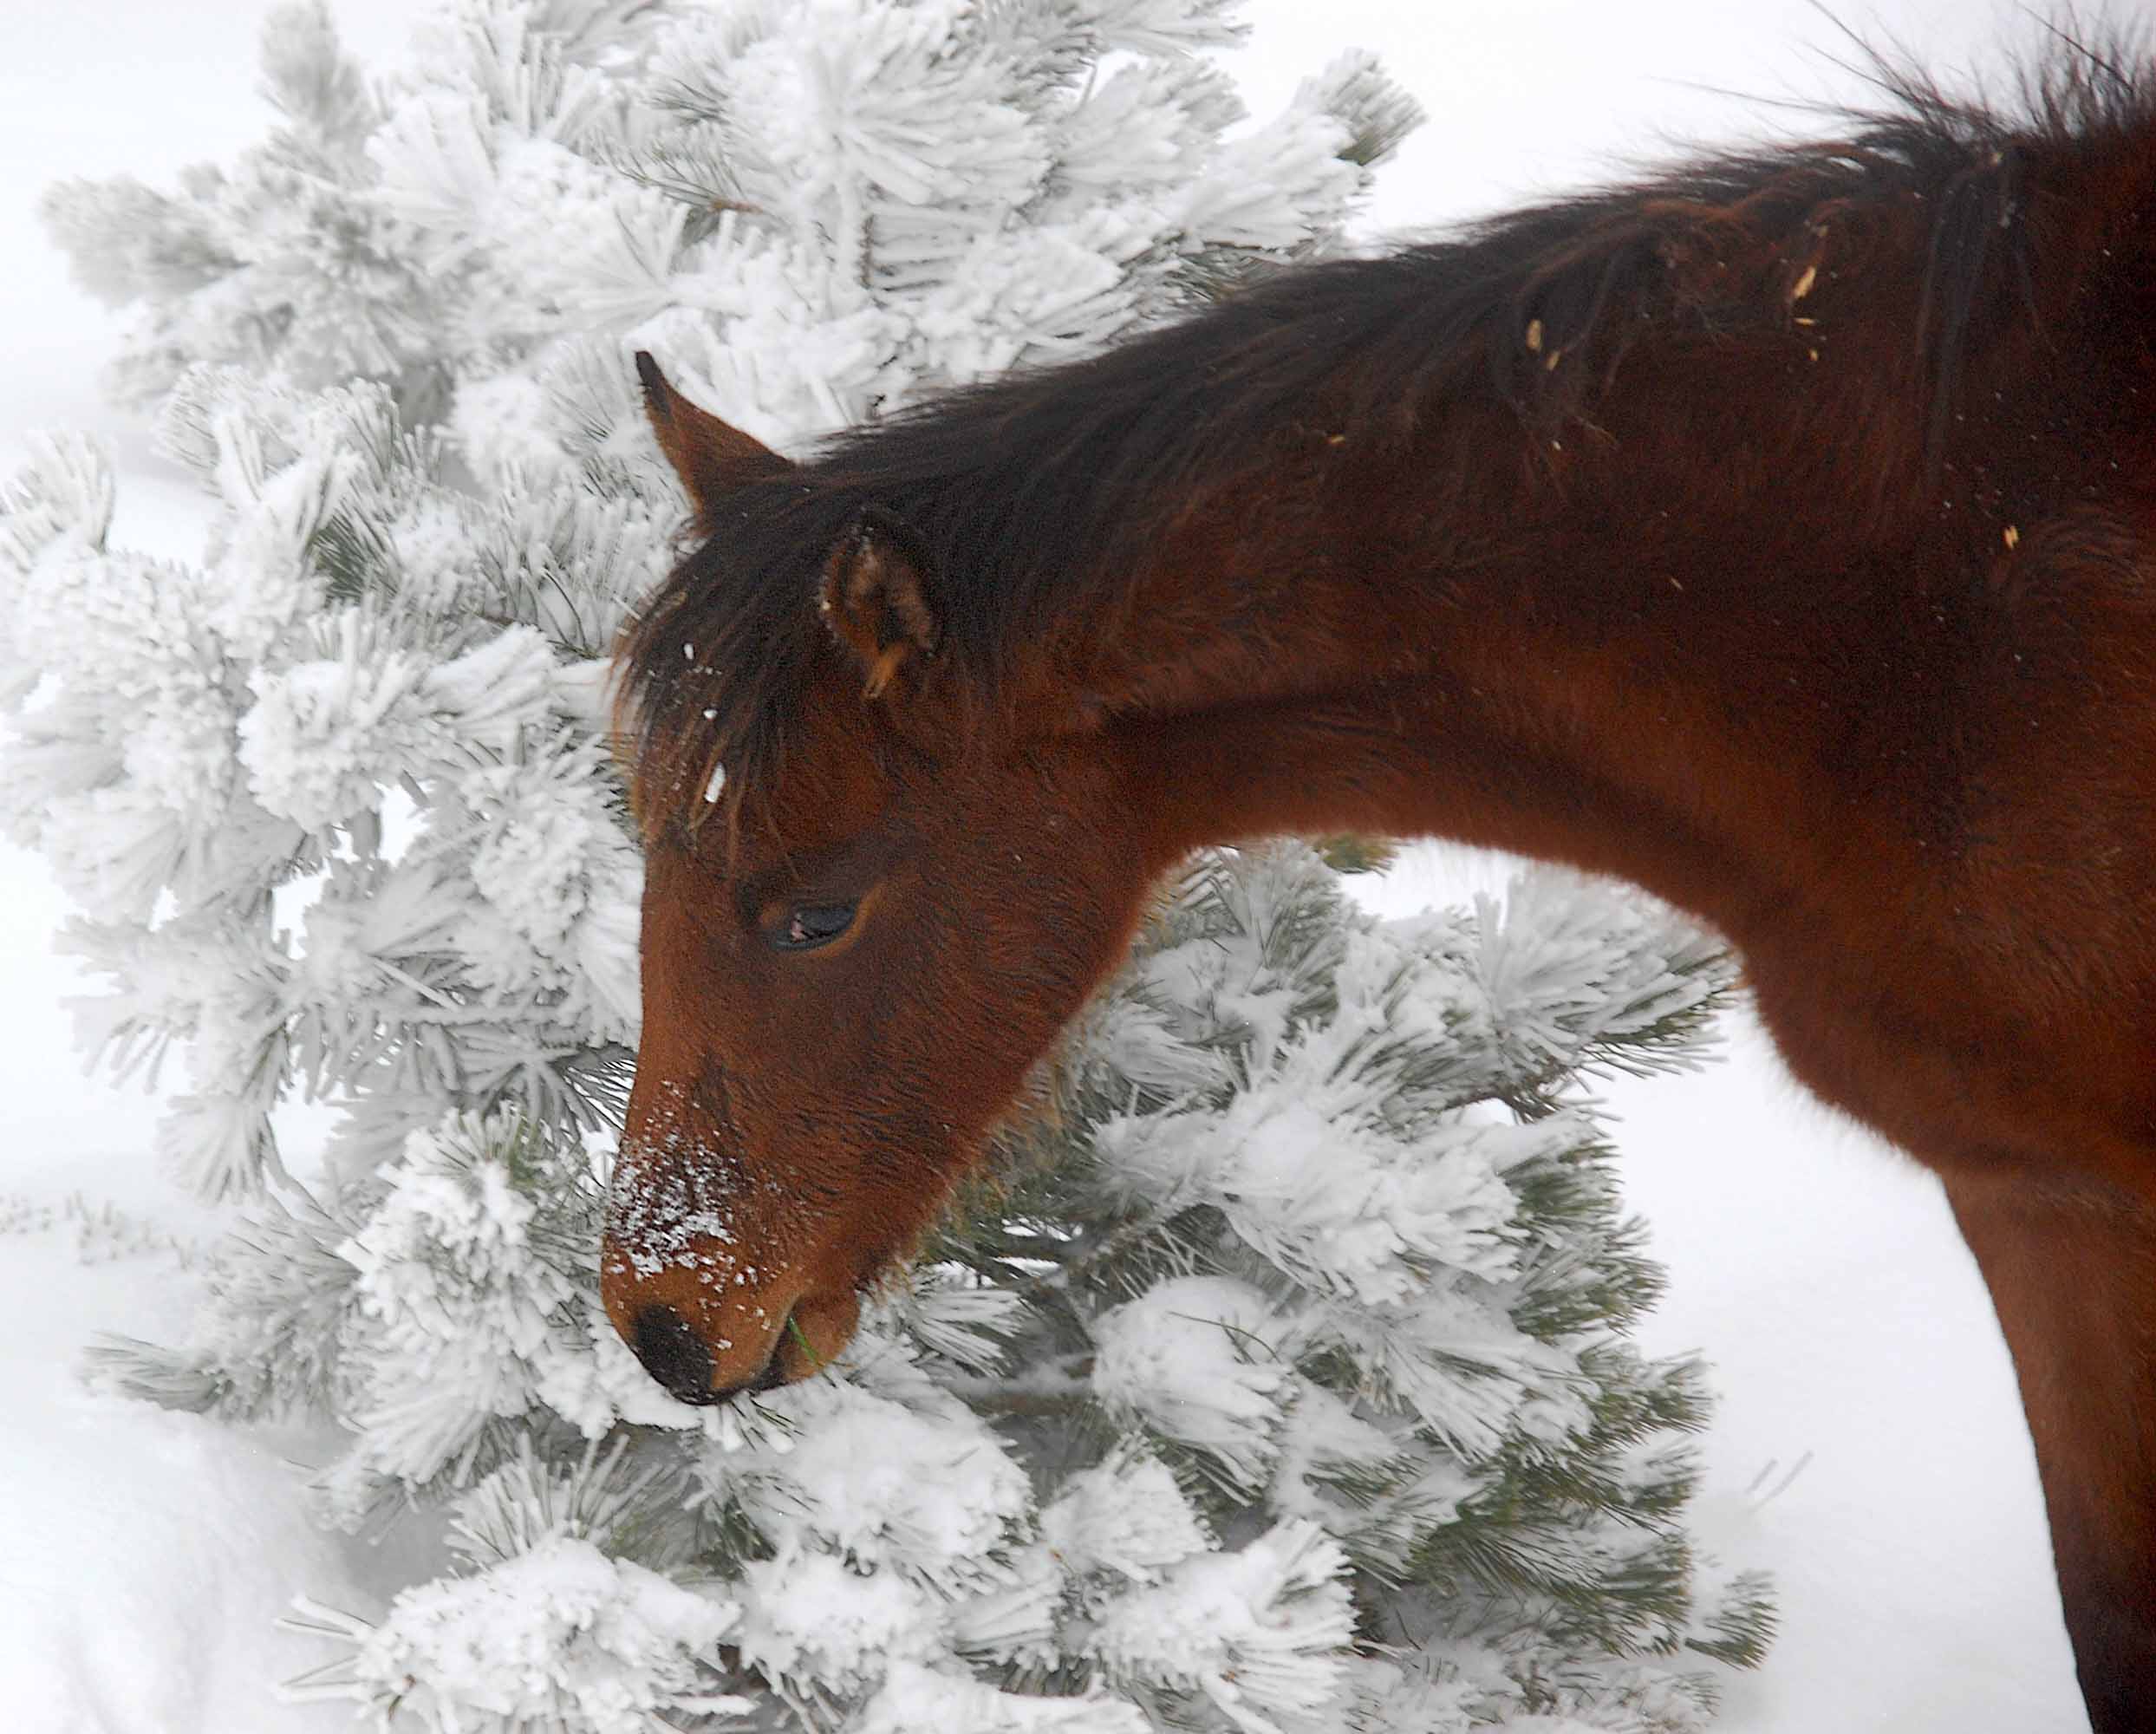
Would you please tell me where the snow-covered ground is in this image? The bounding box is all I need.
[1,1,2094,1729]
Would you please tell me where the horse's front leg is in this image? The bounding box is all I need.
[1943,1169,2156,1733]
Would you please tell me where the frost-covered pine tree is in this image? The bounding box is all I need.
[8,1,1772,1729]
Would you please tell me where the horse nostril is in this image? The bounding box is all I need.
[630,1303,719,1405]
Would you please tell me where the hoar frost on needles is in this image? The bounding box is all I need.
[14,0,1772,1729]
[0,378,651,1199]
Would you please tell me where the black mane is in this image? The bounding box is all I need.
[617,39,2156,833]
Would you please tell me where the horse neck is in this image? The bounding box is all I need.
[1102,437,1962,951]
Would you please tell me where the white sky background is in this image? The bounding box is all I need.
[0,3,2115,1729]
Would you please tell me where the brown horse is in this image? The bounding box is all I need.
[606,48,2156,1731]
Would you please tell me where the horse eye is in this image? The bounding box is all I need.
[774,902,857,951]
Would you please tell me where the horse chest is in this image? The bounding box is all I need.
[1738,903,2156,1200]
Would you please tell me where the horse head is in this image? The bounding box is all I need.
[603,357,1173,1399]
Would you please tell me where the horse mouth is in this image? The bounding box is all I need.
[626,1294,840,1402]
[745,1306,801,1393]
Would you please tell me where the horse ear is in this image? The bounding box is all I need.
[820,512,940,701]
[635,351,790,513]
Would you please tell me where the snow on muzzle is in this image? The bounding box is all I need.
[601,1133,863,1401]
